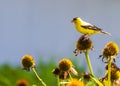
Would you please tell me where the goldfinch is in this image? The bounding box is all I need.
[71,17,111,36]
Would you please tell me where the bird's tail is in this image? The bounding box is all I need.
[101,31,112,36]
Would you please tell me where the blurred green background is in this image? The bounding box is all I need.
[0,57,86,86]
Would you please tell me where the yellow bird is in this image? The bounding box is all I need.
[71,17,111,36]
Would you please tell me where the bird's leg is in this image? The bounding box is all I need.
[82,34,87,37]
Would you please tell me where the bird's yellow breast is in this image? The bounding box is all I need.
[74,22,98,35]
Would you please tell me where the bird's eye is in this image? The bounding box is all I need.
[73,18,77,20]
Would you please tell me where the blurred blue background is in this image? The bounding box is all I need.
[0,0,120,75]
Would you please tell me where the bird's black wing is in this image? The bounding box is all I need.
[81,25,102,31]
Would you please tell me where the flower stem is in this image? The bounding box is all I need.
[68,73,72,79]
[31,67,46,86]
[84,50,94,76]
[90,75,103,86]
[57,75,60,86]
[84,50,103,86]
[107,57,113,86]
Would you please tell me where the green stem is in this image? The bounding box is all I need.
[57,75,60,86]
[90,75,103,86]
[84,50,104,86]
[68,73,72,79]
[84,50,94,76]
[108,57,113,86]
[31,67,46,86]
